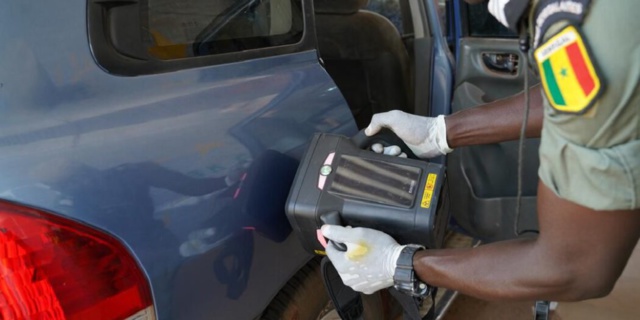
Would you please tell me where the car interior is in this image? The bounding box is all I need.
[313,0,413,128]
[449,2,541,241]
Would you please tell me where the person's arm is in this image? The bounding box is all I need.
[413,181,640,301]
[321,181,640,300]
[365,85,543,158]
[445,84,543,148]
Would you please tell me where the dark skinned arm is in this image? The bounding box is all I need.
[413,182,640,301]
[445,84,544,148]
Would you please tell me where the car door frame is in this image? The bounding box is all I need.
[445,0,541,242]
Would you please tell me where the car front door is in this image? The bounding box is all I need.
[446,0,541,242]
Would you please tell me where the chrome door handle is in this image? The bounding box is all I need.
[482,53,519,75]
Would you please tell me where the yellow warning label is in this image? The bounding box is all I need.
[421,173,437,209]
[314,250,327,256]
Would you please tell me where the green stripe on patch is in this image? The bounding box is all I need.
[542,59,566,106]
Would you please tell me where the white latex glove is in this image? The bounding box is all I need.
[365,110,452,159]
[487,0,510,28]
[321,225,405,295]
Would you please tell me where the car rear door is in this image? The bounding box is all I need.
[0,0,356,319]
[446,0,540,242]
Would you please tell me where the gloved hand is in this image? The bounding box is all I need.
[321,225,405,294]
[365,110,452,159]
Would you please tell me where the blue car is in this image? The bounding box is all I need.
[0,0,539,319]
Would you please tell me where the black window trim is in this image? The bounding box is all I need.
[87,0,316,76]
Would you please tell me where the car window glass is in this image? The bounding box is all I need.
[467,2,516,37]
[434,0,447,37]
[147,0,304,59]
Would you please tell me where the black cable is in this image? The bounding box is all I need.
[514,30,539,236]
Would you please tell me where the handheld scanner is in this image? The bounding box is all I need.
[285,130,450,255]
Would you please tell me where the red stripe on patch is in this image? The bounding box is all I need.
[566,42,595,96]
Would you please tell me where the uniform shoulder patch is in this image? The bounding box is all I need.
[534,25,602,114]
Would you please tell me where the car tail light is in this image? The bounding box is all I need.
[0,200,155,320]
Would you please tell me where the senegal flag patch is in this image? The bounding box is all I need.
[535,25,602,114]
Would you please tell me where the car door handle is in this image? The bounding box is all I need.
[482,53,519,75]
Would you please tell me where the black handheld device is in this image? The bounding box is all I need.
[286,130,450,255]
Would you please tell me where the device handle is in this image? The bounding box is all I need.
[351,128,418,159]
[320,211,348,252]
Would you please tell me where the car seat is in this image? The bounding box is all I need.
[314,0,412,128]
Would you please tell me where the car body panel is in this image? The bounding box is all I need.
[0,1,356,319]
[0,0,479,318]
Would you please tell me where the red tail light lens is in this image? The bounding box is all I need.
[0,200,154,320]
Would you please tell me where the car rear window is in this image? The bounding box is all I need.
[88,0,308,75]
[147,0,304,59]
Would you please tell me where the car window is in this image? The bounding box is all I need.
[466,2,516,37]
[434,0,447,37]
[147,0,304,59]
[89,0,309,75]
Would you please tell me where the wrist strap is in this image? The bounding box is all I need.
[388,286,439,320]
[320,257,363,320]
